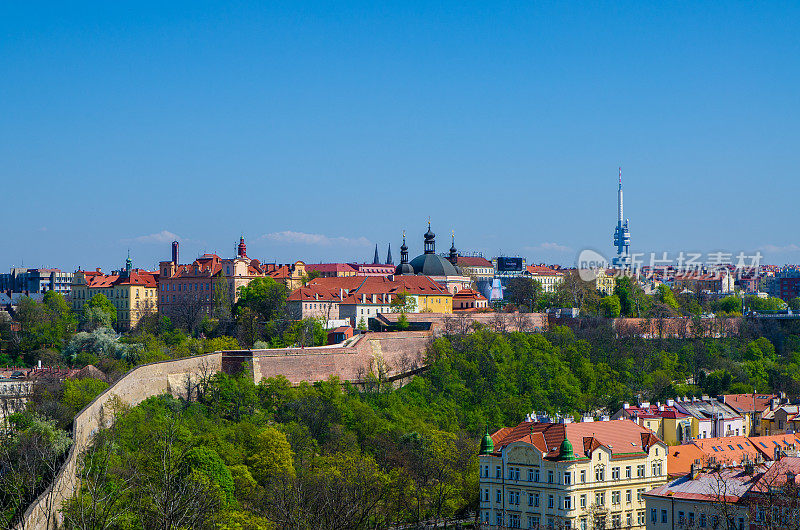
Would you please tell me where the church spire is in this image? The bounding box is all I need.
[386,243,393,265]
[373,244,380,264]
[424,220,435,254]
[400,231,408,262]
[449,231,458,265]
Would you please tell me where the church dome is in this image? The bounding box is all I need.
[480,427,494,455]
[409,253,459,277]
[395,262,415,275]
[559,437,576,461]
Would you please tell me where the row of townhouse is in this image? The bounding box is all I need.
[479,418,669,530]
[667,433,800,477]
[286,275,455,327]
[645,455,800,530]
[616,393,800,446]
[614,395,769,445]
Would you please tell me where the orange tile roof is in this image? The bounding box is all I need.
[457,256,493,268]
[490,419,662,460]
[526,265,566,276]
[453,288,486,301]
[723,394,777,413]
[668,443,706,476]
[749,434,800,459]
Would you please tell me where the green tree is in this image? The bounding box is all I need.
[61,377,109,416]
[247,426,295,484]
[235,277,287,322]
[390,291,417,314]
[505,277,543,311]
[83,294,117,330]
[656,284,680,311]
[599,295,622,317]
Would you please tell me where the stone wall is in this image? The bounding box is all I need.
[20,331,435,529]
[250,332,431,384]
[20,353,223,530]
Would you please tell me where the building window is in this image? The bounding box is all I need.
[612,491,620,505]
[580,494,586,509]
[528,492,535,507]
[612,467,620,480]
[534,492,540,507]
[496,466,502,479]
[595,467,605,482]
[564,496,572,510]
[638,511,646,526]
[688,512,695,526]
[528,469,535,482]
[580,470,586,483]
[484,488,489,502]
[548,470,554,483]
[678,511,685,525]
[530,516,540,529]
[595,492,604,506]
[637,464,645,477]
[497,489,502,503]
[626,490,632,503]
[662,510,668,524]
[564,471,571,485]
[700,513,707,527]
[637,488,644,502]
[548,495,554,509]
[510,514,520,528]
[510,490,520,505]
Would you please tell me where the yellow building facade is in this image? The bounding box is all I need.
[479,419,668,530]
[72,260,158,330]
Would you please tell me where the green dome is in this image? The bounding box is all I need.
[559,437,576,460]
[480,428,494,455]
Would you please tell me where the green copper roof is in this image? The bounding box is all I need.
[480,427,494,455]
[559,437,576,460]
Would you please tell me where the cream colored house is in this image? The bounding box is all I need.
[527,266,566,293]
[479,418,668,530]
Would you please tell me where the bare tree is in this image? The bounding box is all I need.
[170,295,206,334]
[62,425,139,530]
[512,312,533,332]
[134,417,222,530]
[490,313,508,334]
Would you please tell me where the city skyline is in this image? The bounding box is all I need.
[3,2,800,270]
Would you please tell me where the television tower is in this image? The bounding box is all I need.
[612,167,631,266]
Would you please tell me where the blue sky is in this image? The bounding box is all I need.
[2,1,799,272]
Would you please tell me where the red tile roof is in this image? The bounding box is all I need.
[457,256,493,268]
[723,394,777,413]
[490,419,663,460]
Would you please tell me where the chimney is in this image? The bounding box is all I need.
[623,403,630,410]
[172,241,179,264]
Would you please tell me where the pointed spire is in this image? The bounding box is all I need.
[397,231,410,271]
[386,243,393,265]
[449,231,458,265]
[373,244,380,265]
[424,220,435,254]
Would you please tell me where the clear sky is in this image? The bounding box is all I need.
[2,1,799,272]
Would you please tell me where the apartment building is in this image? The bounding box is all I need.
[71,257,158,330]
[527,266,566,293]
[478,418,668,530]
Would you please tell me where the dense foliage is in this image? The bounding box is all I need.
[54,320,800,528]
